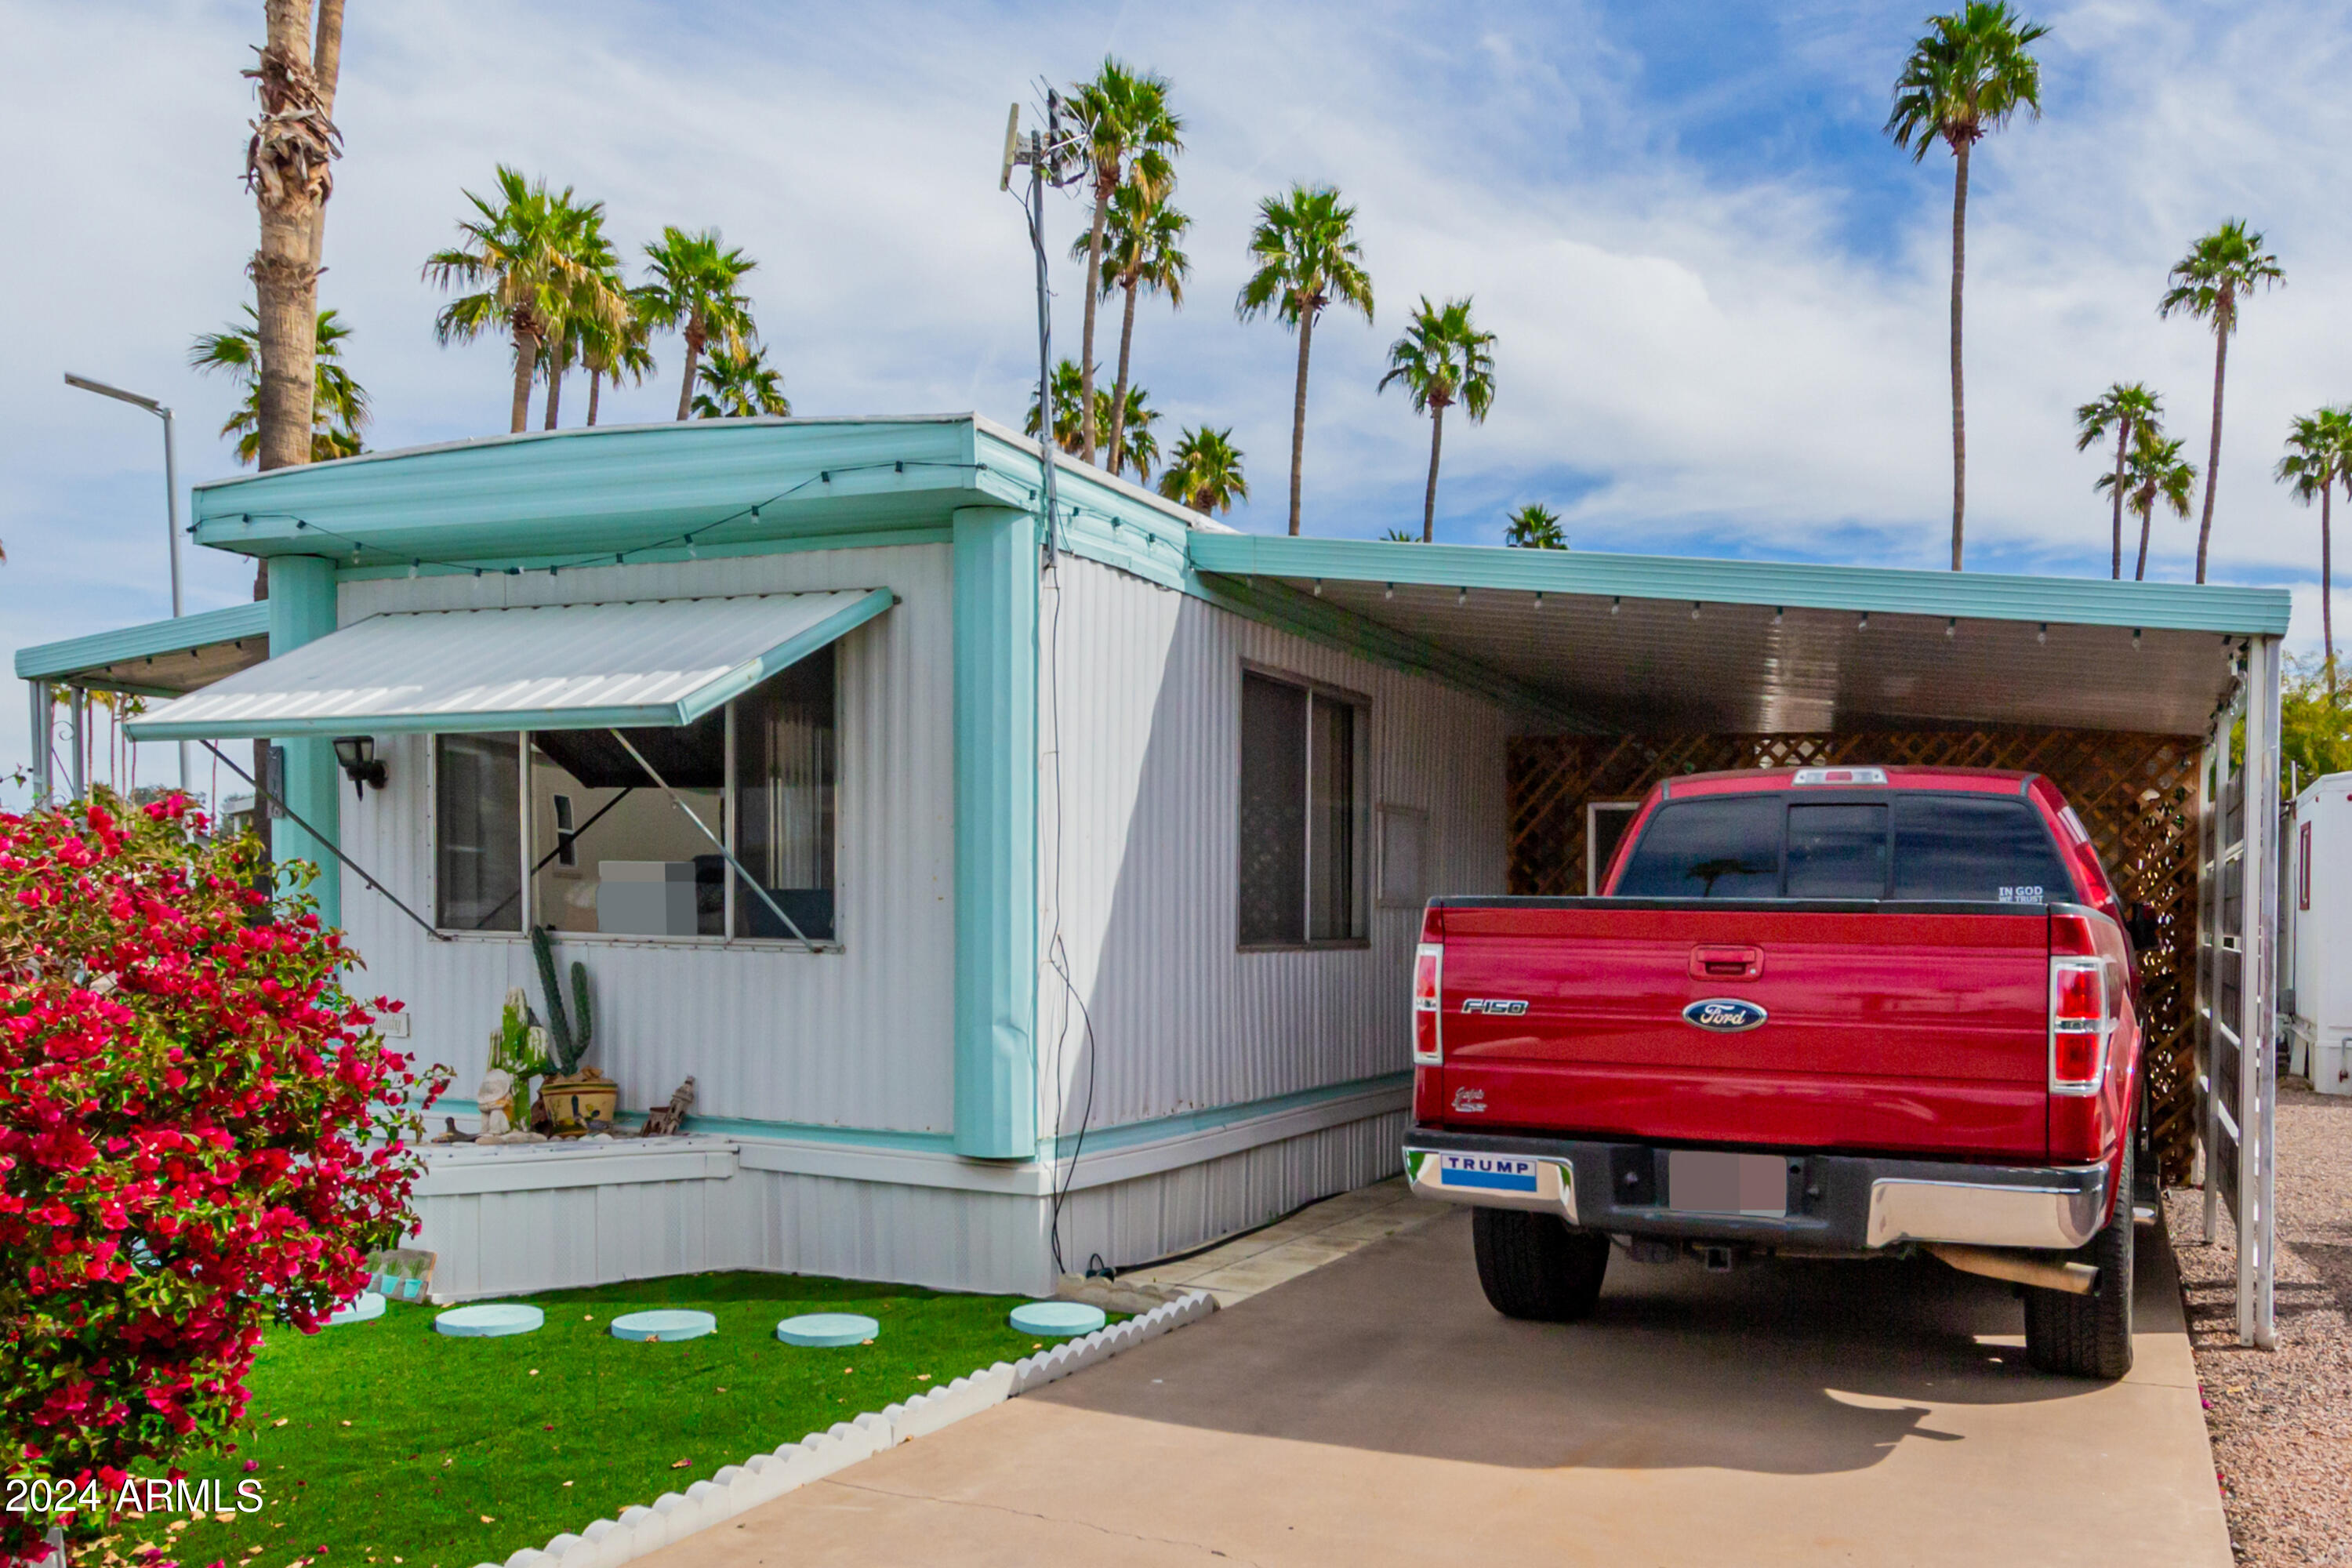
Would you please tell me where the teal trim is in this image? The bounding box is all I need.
[127,589,900,742]
[14,601,272,682]
[1038,1071,1413,1162]
[331,527,953,581]
[952,504,1040,1159]
[416,1098,955,1151]
[267,557,341,927]
[1187,534,2295,637]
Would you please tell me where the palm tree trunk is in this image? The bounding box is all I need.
[1107,275,1141,476]
[1080,183,1112,463]
[510,325,538,435]
[2325,481,2336,692]
[1947,138,1969,572]
[676,323,703,420]
[2196,296,2231,585]
[2110,422,2129,579]
[304,0,345,274]
[1421,402,1446,543]
[252,0,325,474]
[544,362,562,430]
[2136,504,2153,581]
[587,370,602,427]
[1287,310,1316,536]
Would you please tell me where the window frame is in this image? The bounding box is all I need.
[1236,662,1371,953]
[426,662,843,951]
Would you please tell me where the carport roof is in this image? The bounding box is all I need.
[1189,535,2292,736]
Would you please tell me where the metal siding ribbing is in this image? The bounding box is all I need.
[1038,554,1512,1136]
[339,545,954,1135]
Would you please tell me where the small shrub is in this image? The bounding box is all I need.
[0,791,442,1553]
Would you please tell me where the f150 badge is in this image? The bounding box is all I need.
[1460,998,1530,1015]
[1683,998,1768,1032]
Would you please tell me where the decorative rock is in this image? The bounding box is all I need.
[775,1312,879,1348]
[434,1303,545,1338]
[327,1291,386,1327]
[1011,1300,1105,1338]
[611,1309,717,1342]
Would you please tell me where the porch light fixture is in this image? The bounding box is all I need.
[1773,607,1784,626]
[1533,591,1544,608]
[1946,618,1957,639]
[1384,583,1395,601]
[2133,628,2143,652]
[1610,597,1621,615]
[1857,612,1870,632]
[332,735,387,799]
[1457,587,1468,607]
[1690,601,1701,620]
[2038,623,2049,645]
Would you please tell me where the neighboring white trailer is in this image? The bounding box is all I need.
[2286,771,2352,1094]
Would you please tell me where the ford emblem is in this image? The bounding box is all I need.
[1683,997,1768,1032]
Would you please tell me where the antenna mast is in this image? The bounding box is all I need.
[1002,89,1083,567]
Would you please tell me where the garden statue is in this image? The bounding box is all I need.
[641,1076,698,1137]
[476,1067,516,1135]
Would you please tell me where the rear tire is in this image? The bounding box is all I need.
[1471,1207,1610,1323]
[2023,1181,2136,1380]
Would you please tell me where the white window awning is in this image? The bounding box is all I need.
[124,589,894,742]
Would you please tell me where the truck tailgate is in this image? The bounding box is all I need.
[1433,902,2050,1160]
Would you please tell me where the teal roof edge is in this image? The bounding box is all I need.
[1186,534,2293,637]
[15,601,272,682]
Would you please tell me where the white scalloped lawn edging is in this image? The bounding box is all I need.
[477,1290,1217,1568]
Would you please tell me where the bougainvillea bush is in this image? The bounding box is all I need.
[0,791,441,1556]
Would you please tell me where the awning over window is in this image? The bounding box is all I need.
[123,588,893,741]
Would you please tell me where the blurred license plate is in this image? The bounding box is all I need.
[1667,1151,1786,1217]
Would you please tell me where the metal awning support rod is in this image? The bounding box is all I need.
[198,740,450,943]
[605,729,818,953]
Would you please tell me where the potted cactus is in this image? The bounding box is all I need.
[530,924,616,1134]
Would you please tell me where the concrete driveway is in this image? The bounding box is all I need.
[658,1211,2232,1566]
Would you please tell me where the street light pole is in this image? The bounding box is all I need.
[64,372,191,789]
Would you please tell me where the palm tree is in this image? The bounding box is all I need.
[1026,358,1087,454]
[1066,59,1183,465]
[690,347,791,418]
[536,196,629,430]
[1886,2,2049,572]
[1504,503,1566,550]
[2074,383,2162,579]
[2277,408,2352,688]
[1236,186,1375,535]
[245,0,347,473]
[2097,426,2195,583]
[2161,221,2286,583]
[641,227,760,422]
[1105,385,1160,483]
[190,306,369,463]
[1379,296,1497,543]
[424,169,614,434]
[1076,183,1190,477]
[579,290,659,427]
[1158,426,1248,516]
[1379,528,1418,542]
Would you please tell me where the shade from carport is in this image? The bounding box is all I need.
[123,587,894,741]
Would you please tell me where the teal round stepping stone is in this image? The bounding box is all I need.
[327,1291,384,1327]
[434,1303,543,1338]
[775,1312,879,1348]
[1010,1301,1105,1338]
[610,1309,717,1342]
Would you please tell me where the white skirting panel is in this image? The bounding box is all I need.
[1044,1108,1409,1277]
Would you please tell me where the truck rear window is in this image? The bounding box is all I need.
[1613,792,2077,903]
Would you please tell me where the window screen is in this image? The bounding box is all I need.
[1786,803,1889,898]
[733,642,837,941]
[1237,671,1364,945]
[1891,795,2074,904]
[1613,797,1781,898]
[436,733,521,931]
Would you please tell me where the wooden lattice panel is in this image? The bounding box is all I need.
[1506,729,2206,1182]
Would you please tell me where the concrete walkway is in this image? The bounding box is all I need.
[1114,1175,1449,1305]
[657,1210,2232,1566]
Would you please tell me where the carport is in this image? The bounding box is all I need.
[1190,534,2291,1347]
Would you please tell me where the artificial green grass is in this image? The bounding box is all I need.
[111,1272,1069,1568]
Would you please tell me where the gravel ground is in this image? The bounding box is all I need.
[2164,1080,2352,1566]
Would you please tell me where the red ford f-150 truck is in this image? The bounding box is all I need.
[1404,765,2150,1379]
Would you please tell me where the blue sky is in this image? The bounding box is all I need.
[3,0,2348,797]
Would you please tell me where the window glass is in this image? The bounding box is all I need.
[1238,673,1308,944]
[435,733,521,931]
[1786,803,1889,898]
[1307,695,1356,941]
[530,715,726,938]
[733,642,837,941]
[1613,797,1781,898]
[1891,795,2074,904]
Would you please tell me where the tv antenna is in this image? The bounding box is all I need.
[1002,88,1085,566]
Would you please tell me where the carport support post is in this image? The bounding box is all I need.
[267,557,341,928]
[2201,710,2228,1247]
[27,681,51,807]
[2238,636,2281,1348]
[950,505,1039,1160]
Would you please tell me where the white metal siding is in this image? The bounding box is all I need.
[338,546,955,1134]
[1037,554,1515,1134]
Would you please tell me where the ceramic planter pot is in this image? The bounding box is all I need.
[538,1069,618,1134]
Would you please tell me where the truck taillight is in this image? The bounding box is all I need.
[1412,942,1443,1065]
[2049,954,2113,1094]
